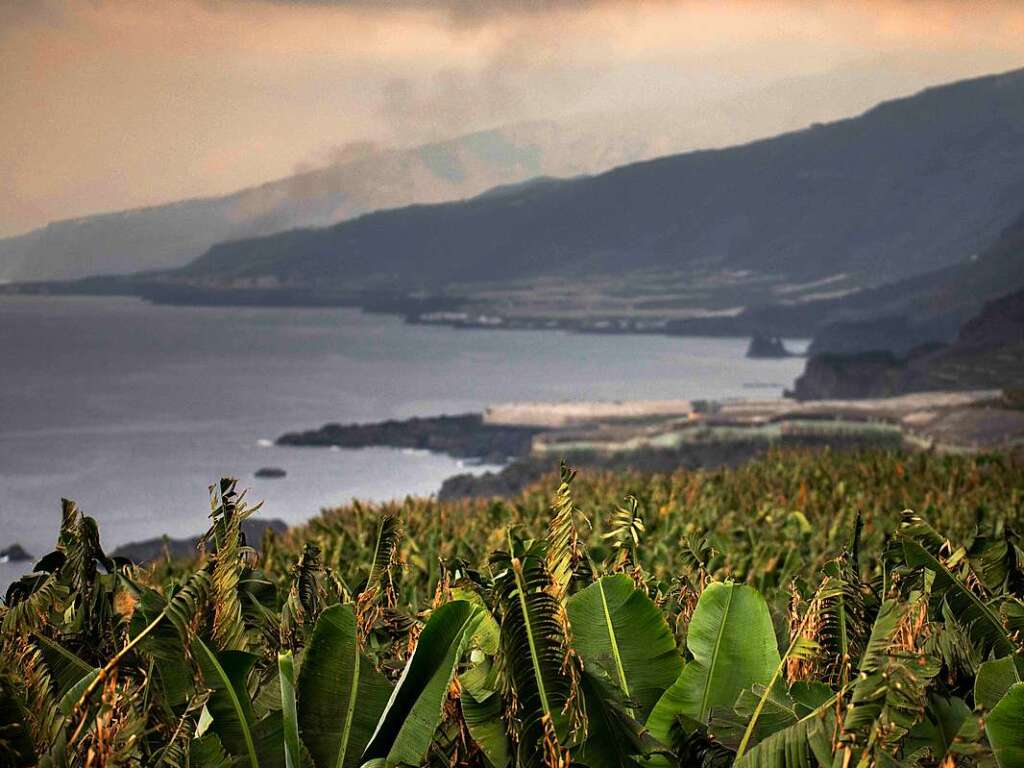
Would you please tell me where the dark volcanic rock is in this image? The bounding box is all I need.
[792,288,1024,400]
[255,467,287,479]
[277,413,540,464]
[790,351,911,400]
[111,518,288,564]
[0,544,32,563]
[746,334,791,358]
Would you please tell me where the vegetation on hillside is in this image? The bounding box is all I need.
[2,448,1024,767]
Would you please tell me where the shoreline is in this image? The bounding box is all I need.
[274,389,1024,499]
[9,390,1022,572]
[0,280,814,341]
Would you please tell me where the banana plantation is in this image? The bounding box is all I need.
[2,448,1024,767]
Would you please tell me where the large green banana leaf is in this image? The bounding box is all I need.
[31,634,94,698]
[904,693,971,764]
[567,574,681,718]
[975,655,1024,711]
[461,690,509,768]
[987,682,1024,768]
[363,600,485,767]
[711,685,799,751]
[279,651,302,768]
[189,733,234,768]
[296,604,392,768]
[130,587,199,709]
[192,639,260,768]
[731,709,835,768]
[250,710,291,768]
[647,582,780,744]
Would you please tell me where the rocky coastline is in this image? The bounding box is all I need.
[97,389,1024,560]
[274,390,1023,501]
[276,413,541,464]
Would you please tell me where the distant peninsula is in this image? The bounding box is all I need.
[276,413,541,464]
[275,391,1024,499]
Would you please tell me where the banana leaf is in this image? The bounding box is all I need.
[250,710,291,768]
[903,693,971,763]
[901,526,1014,659]
[711,686,798,751]
[647,582,780,746]
[363,600,484,766]
[31,635,93,699]
[461,689,510,768]
[987,682,1024,768]
[191,638,259,768]
[297,604,392,768]
[457,603,509,768]
[731,709,835,768]
[574,670,665,768]
[279,651,302,768]
[190,733,234,768]
[566,574,681,719]
[491,540,580,767]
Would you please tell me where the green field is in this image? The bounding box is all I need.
[3,447,1024,767]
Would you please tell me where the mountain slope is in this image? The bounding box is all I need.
[181,68,1024,295]
[4,64,910,285]
[710,206,1024,356]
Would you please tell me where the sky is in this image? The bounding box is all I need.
[1,0,1023,238]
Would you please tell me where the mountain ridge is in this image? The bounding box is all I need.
[178,67,1024,297]
[7,63,1019,284]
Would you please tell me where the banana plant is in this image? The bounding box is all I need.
[3,453,1024,767]
[490,536,583,768]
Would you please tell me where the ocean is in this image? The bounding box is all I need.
[0,295,806,583]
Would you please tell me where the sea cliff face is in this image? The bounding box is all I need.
[790,351,912,400]
[793,289,1024,400]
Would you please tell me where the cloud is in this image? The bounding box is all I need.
[231,0,623,26]
[377,27,592,141]
[1,0,1022,236]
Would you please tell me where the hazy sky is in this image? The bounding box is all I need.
[2,0,1023,237]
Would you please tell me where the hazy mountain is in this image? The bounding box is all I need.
[180,69,1024,298]
[0,127,560,282]
[0,116,815,283]
[1,61,995,283]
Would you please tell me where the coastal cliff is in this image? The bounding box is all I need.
[792,288,1024,400]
